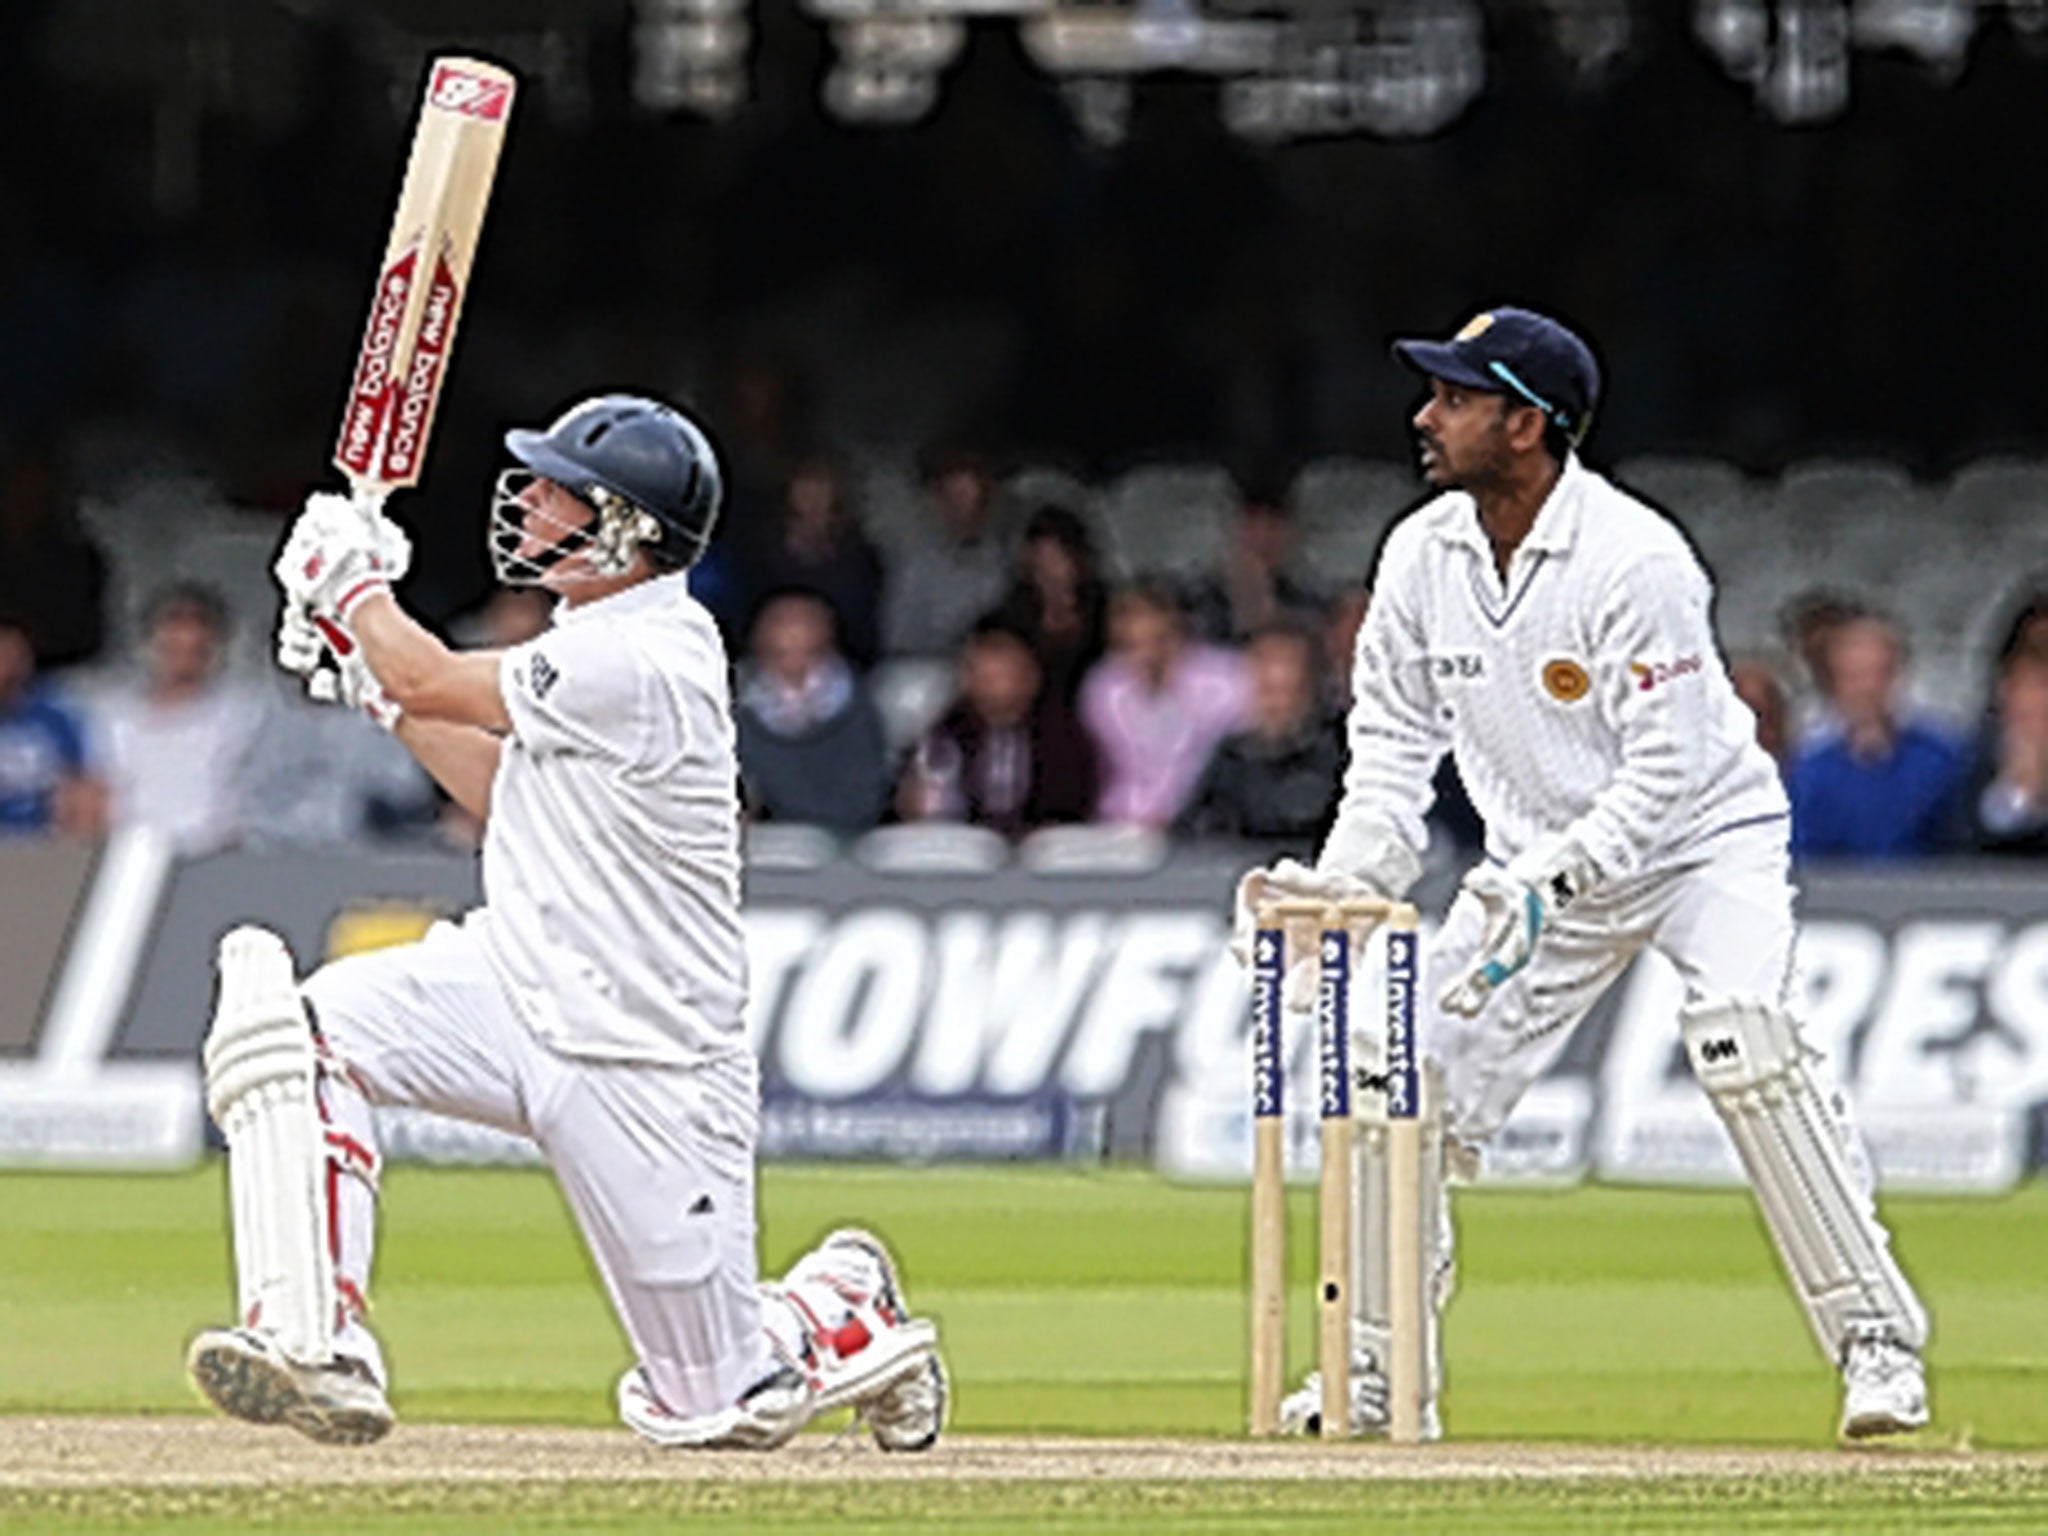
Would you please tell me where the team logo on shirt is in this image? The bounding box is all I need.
[528,651,559,700]
[1541,658,1591,702]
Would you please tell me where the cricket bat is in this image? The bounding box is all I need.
[333,56,516,503]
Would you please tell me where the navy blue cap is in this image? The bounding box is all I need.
[1392,307,1601,446]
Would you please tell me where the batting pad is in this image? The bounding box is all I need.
[204,926,337,1366]
[1681,998,1927,1357]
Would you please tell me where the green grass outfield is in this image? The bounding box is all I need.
[4,1164,2046,1531]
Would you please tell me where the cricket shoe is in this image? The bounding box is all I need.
[618,1361,817,1451]
[781,1228,947,1451]
[187,1327,393,1446]
[1839,1325,1929,1439]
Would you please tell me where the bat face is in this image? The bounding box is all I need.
[334,57,515,497]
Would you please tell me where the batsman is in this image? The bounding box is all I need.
[1233,306,1928,1441]
[186,395,947,1450]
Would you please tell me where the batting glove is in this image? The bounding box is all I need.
[1438,839,1597,1017]
[275,603,401,732]
[274,492,412,623]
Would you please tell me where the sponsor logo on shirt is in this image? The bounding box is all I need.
[1433,652,1485,681]
[529,651,559,700]
[1541,658,1591,702]
[1628,654,1703,692]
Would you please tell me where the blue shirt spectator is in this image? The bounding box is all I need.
[1789,724,1965,860]
[1788,614,1964,860]
[0,687,88,833]
[0,616,99,837]
[735,590,890,833]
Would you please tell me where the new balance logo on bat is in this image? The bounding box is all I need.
[429,64,512,121]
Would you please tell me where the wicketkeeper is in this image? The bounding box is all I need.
[1234,307,1929,1441]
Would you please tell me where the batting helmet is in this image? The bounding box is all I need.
[501,394,722,575]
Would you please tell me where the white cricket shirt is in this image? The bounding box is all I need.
[1341,455,1788,884]
[467,572,748,1068]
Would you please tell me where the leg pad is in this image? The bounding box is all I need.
[204,927,336,1366]
[1680,998,1927,1357]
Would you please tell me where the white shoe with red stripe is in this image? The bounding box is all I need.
[617,1360,817,1450]
[618,1227,947,1453]
[775,1228,947,1451]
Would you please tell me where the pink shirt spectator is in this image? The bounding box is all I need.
[1081,641,1251,826]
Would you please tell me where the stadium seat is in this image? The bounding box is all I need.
[744,823,843,872]
[1016,823,1169,874]
[1099,463,1238,582]
[1771,458,1924,570]
[1001,464,1100,525]
[1611,454,1752,522]
[853,824,1010,874]
[1287,457,1417,535]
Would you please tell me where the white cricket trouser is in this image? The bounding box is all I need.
[1428,819,1800,1146]
[301,920,771,1419]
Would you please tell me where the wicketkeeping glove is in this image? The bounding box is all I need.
[1230,857,1393,1012]
[1437,839,1597,1017]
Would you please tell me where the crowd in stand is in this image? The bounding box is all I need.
[3,435,2047,867]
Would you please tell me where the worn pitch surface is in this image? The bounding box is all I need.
[4,1416,2039,1488]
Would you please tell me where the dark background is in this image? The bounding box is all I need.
[3,0,2042,619]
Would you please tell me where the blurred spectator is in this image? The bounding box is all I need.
[1788,613,1966,861]
[1961,645,2048,856]
[993,504,1109,704]
[1986,581,2048,672]
[0,448,107,669]
[1079,581,1250,827]
[1184,489,1327,646]
[1175,622,1342,847]
[883,447,1011,658]
[1728,650,1793,776]
[691,352,813,637]
[735,591,889,833]
[1959,582,2048,856]
[1320,585,1371,712]
[1778,586,1869,746]
[244,694,437,849]
[738,455,885,668]
[91,582,268,856]
[0,613,102,839]
[896,617,1097,837]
